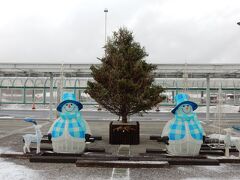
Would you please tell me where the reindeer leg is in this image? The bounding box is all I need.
[36,142,40,154]
[26,142,31,153]
[23,144,26,154]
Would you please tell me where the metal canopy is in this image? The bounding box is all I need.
[0,63,240,78]
[155,64,240,78]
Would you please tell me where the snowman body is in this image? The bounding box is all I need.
[50,103,87,153]
[162,103,204,156]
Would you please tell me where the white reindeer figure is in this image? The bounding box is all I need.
[224,128,240,158]
[23,118,42,154]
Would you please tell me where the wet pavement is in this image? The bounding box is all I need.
[1,157,240,180]
[0,112,240,179]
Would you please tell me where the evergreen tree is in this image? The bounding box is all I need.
[86,28,165,123]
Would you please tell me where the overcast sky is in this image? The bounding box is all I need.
[0,0,240,64]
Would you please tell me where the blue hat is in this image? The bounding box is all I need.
[171,93,198,114]
[57,92,83,112]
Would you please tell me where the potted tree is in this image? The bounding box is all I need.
[86,28,165,144]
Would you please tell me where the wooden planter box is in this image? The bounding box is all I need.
[109,121,140,145]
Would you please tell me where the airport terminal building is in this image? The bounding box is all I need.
[0,63,240,121]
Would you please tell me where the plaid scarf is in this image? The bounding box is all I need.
[168,113,203,141]
[51,112,86,139]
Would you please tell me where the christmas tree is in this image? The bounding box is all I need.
[86,28,165,123]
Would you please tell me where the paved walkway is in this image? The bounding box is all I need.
[1,118,240,180]
[0,118,238,155]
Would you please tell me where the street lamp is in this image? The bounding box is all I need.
[104,8,108,45]
[97,8,108,111]
[237,22,240,112]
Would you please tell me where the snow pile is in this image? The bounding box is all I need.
[0,147,41,180]
[153,104,239,113]
[208,134,226,141]
[0,158,42,180]
[0,104,50,110]
[1,104,99,111]
[208,133,240,150]
[209,133,240,139]
[1,103,240,113]
[0,147,12,154]
[196,104,239,113]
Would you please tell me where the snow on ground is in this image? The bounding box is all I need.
[1,103,240,113]
[0,104,99,111]
[156,104,240,113]
[209,133,240,140]
[208,134,227,140]
[0,147,42,180]
[0,104,50,111]
[196,104,240,113]
[0,158,42,180]
[0,147,12,154]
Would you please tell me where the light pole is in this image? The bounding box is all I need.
[104,8,108,45]
[97,8,108,112]
[237,22,240,112]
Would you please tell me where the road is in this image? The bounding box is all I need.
[0,109,239,121]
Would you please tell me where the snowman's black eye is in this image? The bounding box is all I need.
[71,104,72,106]
[183,105,185,107]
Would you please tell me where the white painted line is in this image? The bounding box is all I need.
[126,168,130,180]
[110,168,115,180]
[110,145,130,180]
[110,168,130,180]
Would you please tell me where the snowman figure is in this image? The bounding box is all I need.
[48,92,92,153]
[161,93,205,156]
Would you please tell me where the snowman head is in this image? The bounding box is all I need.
[62,103,79,113]
[171,93,198,114]
[176,103,193,115]
[57,92,83,113]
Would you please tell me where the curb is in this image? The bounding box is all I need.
[76,160,169,168]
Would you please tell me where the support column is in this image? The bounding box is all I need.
[79,90,81,101]
[206,75,210,121]
[43,88,46,104]
[201,91,204,104]
[23,87,26,104]
[57,82,61,105]
[32,89,35,102]
[172,91,175,103]
[49,73,54,121]
[32,89,35,110]
[234,90,236,106]
[56,81,61,118]
[0,88,1,109]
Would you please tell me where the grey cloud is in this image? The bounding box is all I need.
[0,0,239,64]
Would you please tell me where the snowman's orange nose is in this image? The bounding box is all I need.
[68,104,71,108]
[186,106,189,110]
